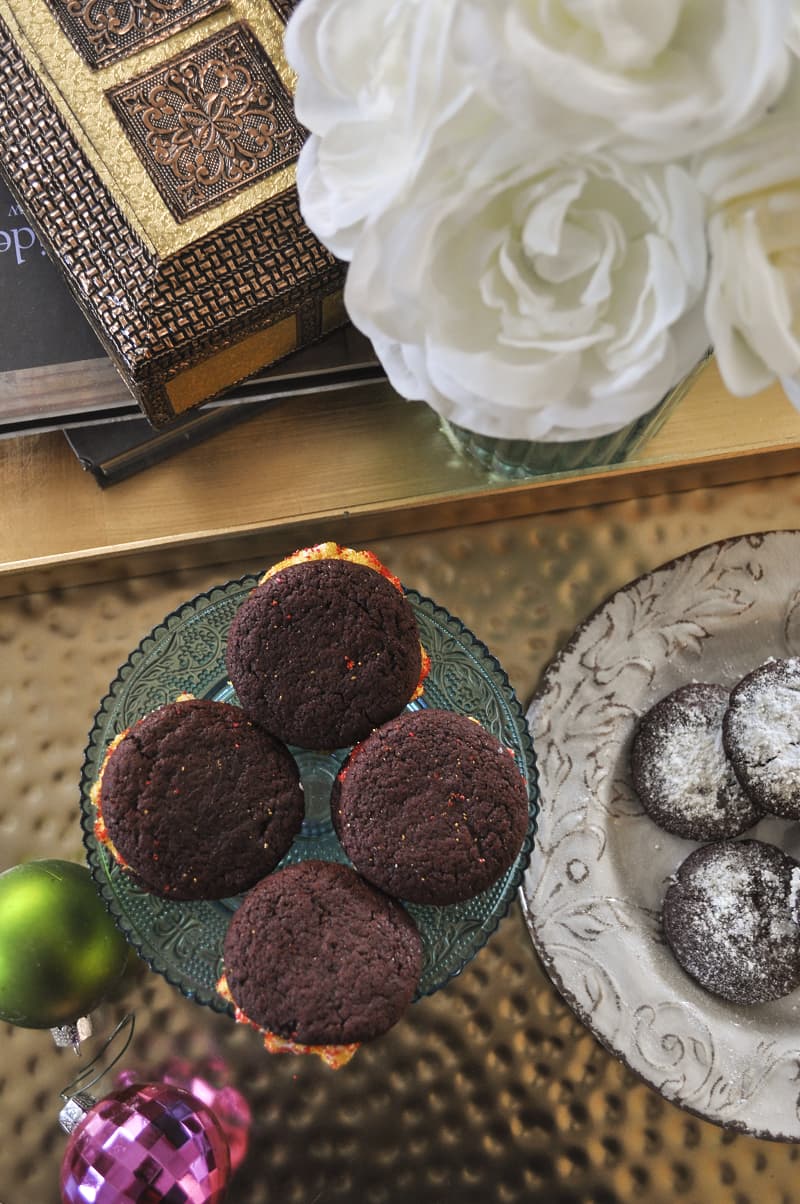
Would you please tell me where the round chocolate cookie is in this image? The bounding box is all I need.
[663,840,800,1005]
[222,860,423,1045]
[226,553,424,749]
[631,683,762,840]
[723,658,800,819]
[95,698,305,900]
[331,709,530,905]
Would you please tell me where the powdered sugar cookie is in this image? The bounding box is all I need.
[663,840,800,1005]
[631,683,761,840]
[723,658,800,820]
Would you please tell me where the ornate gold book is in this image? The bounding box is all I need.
[0,0,346,426]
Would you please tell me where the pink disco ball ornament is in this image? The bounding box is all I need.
[59,1081,231,1203]
[118,1057,252,1171]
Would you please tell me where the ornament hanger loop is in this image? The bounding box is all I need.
[60,1013,136,1102]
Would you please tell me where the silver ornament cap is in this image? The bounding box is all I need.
[51,1015,93,1050]
[58,1091,96,1135]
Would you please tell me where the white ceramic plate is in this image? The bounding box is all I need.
[522,530,800,1141]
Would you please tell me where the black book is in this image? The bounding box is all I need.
[63,336,384,485]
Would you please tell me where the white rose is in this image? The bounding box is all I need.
[790,0,800,55]
[344,155,709,442]
[705,192,800,397]
[698,69,800,397]
[285,0,466,259]
[492,0,791,160]
[285,0,608,259]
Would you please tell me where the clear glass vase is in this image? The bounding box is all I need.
[440,353,711,481]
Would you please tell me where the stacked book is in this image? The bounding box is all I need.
[0,175,383,484]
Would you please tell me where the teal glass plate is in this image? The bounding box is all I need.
[80,574,538,1014]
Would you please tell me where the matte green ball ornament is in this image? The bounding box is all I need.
[0,859,129,1031]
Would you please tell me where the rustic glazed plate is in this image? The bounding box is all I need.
[81,574,538,1014]
[523,530,800,1142]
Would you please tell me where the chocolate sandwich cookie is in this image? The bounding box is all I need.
[93,697,304,900]
[723,658,800,819]
[221,860,423,1053]
[662,840,800,1005]
[631,683,762,840]
[331,709,530,905]
[226,543,428,750]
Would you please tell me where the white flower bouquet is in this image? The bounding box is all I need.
[285,1,800,471]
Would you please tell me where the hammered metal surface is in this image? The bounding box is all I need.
[4,475,800,1203]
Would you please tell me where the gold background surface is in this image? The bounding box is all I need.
[3,473,800,1201]
[1,0,295,256]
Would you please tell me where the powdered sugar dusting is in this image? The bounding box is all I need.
[663,841,800,1005]
[632,683,760,840]
[790,867,800,925]
[724,658,800,817]
[648,719,720,807]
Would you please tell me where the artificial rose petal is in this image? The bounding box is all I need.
[782,375,800,405]
[700,66,800,397]
[500,0,791,160]
[286,0,472,258]
[788,0,800,55]
[706,194,800,396]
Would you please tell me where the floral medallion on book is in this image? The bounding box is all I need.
[106,22,304,222]
[45,0,230,69]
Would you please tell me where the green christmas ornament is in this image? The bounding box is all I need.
[0,859,129,1034]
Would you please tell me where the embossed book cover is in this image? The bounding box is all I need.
[0,1,346,426]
